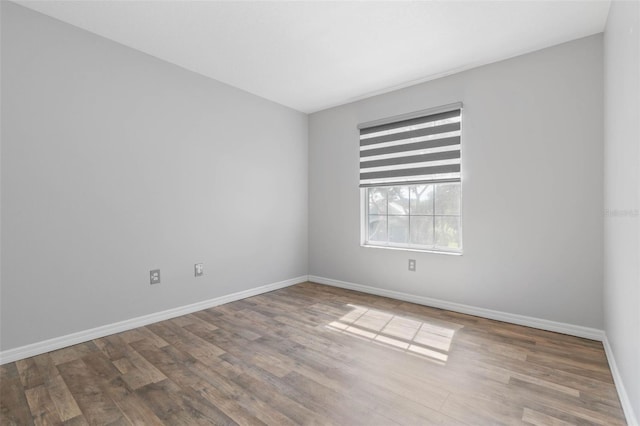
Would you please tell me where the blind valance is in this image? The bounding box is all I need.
[359,103,462,187]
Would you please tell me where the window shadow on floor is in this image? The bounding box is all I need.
[325,303,458,365]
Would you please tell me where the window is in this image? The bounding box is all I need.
[359,103,462,253]
[365,183,461,251]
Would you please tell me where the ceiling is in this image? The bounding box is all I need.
[16,0,611,113]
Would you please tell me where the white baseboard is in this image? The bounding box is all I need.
[0,275,308,365]
[308,275,604,341]
[603,336,639,426]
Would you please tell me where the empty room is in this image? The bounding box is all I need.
[1,0,638,425]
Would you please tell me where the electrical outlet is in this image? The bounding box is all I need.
[408,259,416,272]
[194,263,204,277]
[150,269,161,284]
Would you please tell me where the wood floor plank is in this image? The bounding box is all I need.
[525,353,614,383]
[509,378,626,425]
[152,320,226,364]
[474,354,621,403]
[129,339,239,425]
[15,359,45,390]
[61,414,90,426]
[211,354,326,425]
[441,391,528,425]
[136,379,236,426]
[103,376,165,426]
[281,370,400,425]
[46,374,83,422]
[24,385,62,425]
[0,282,627,425]
[522,407,575,426]
[93,334,129,361]
[31,354,60,382]
[48,342,98,366]
[120,327,169,348]
[1,370,34,426]
[82,351,122,382]
[134,379,206,425]
[120,342,167,386]
[55,359,125,425]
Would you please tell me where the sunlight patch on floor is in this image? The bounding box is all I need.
[325,304,457,364]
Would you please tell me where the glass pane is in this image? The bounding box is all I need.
[368,187,387,215]
[435,216,461,249]
[435,183,461,215]
[388,216,409,243]
[410,185,434,215]
[387,186,409,215]
[368,215,387,242]
[410,216,434,246]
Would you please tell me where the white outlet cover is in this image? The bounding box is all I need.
[195,263,204,277]
[150,269,161,284]
[408,260,416,271]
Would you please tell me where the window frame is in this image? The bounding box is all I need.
[360,182,463,255]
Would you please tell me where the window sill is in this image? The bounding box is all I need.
[360,244,463,256]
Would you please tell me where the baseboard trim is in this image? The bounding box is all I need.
[309,275,604,341]
[603,336,638,426]
[0,275,308,365]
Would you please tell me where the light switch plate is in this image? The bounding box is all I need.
[150,269,161,284]
[194,263,204,277]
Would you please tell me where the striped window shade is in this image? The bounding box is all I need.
[359,103,462,187]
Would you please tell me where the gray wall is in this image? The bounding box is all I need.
[604,0,640,422]
[309,35,604,329]
[0,3,308,351]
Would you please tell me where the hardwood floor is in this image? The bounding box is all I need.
[0,282,626,425]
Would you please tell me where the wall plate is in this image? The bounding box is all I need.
[150,269,161,284]
[195,263,204,277]
[408,259,416,272]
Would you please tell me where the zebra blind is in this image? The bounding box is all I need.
[359,104,462,187]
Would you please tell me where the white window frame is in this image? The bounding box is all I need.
[360,182,463,255]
